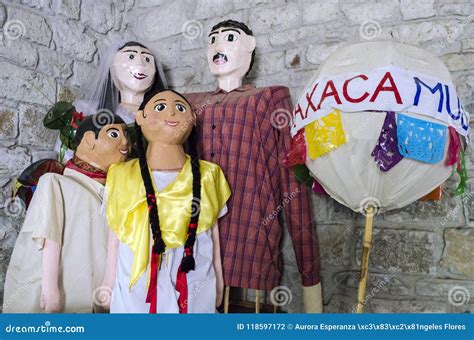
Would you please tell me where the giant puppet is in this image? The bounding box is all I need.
[102,89,231,313]
[3,114,129,313]
[285,41,469,312]
[185,20,322,313]
[48,40,166,161]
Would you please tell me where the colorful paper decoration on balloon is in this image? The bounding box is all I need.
[305,109,346,160]
[397,114,447,164]
[283,129,307,167]
[445,126,461,167]
[312,180,328,196]
[453,149,467,196]
[371,111,404,172]
[419,186,442,201]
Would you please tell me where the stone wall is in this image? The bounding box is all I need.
[0,0,472,313]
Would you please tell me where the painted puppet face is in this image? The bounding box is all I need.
[80,123,130,169]
[111,45,156,94]
[207,26,256,80]
[136,91,195,145]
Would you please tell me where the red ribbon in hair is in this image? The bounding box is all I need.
[70,111,85,129]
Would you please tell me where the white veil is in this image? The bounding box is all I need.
[74,39,168,117]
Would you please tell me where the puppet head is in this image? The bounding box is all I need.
[136,89,196,146]
[75,114,129,171]
[134,89,201,273]
[207,20,256,82]
[111,41,158,96]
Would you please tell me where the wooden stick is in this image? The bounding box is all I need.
[224,286,230,314]
[243,288,248,302]
[356,206,374,313]
[255,290,260,313]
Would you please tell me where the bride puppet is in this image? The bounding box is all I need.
[51,40,166,161]
[102,89,231,313]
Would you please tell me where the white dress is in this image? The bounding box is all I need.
[107,170,227,313]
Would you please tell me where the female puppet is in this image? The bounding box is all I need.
[103,89,231,313]
[3,114,129,313]
[50,40,166,161]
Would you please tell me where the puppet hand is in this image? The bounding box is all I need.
[302,283,323,313]
[40,286,61,313]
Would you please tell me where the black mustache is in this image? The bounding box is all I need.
[213,53,228,61]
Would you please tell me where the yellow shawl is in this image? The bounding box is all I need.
[106,155,231,288]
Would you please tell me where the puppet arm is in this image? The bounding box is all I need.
[302,283,323,313]
[97,228,120,311]
[40,239,61,313]
[211,223,224,307]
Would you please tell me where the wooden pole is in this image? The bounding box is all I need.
[255,290,260,313]
[356,206,374,313]
[224,286,230,314]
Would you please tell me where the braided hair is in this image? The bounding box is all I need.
[135,89,201,273]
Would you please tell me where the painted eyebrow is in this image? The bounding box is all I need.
[153,99,167,104]
[121,49,138,53]
[105,127,119,132]
[141,51,153,56]
[208,28,241,37]
[175,100,187,105]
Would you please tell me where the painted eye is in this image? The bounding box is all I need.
[128,54,135,60]
[208,36,216,45]
[224,33,238,42]
[176,104,186,113]
[154,103,167,112]
[145,56,151,63]
[108,130,120,139]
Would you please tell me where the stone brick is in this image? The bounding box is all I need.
[36,45,73,79]
[440,228,474,277]
[233,0,285,10]
[441,53,474,72]
[368,298,449,313]
[131,2,188,41]
[0,61,56,106]
[325,294,356,313]
[416,279,474,299]
[341,0,400,24]
[0,39,38,69]
[0,146,31,179]
[193,0,234,20]
[51,18,97,62]
[0,107,18,140]
[355,228,435,274]
[249,51,285,77]
[437,2,471,16]
[334,271,410,296]
[81,0,121,34]
[317,224,354,267]
[400,0,435,20]
[52,0,81,19]
[249,3,301,35]
[393,20,464,45]
[70,61,95,88]
[19,104,57,148]
[302,3,339,24]
[7,7,52,46]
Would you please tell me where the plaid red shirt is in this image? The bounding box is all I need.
[185,85,320,290]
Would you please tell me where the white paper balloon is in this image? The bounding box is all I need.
[294,41,467,213]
